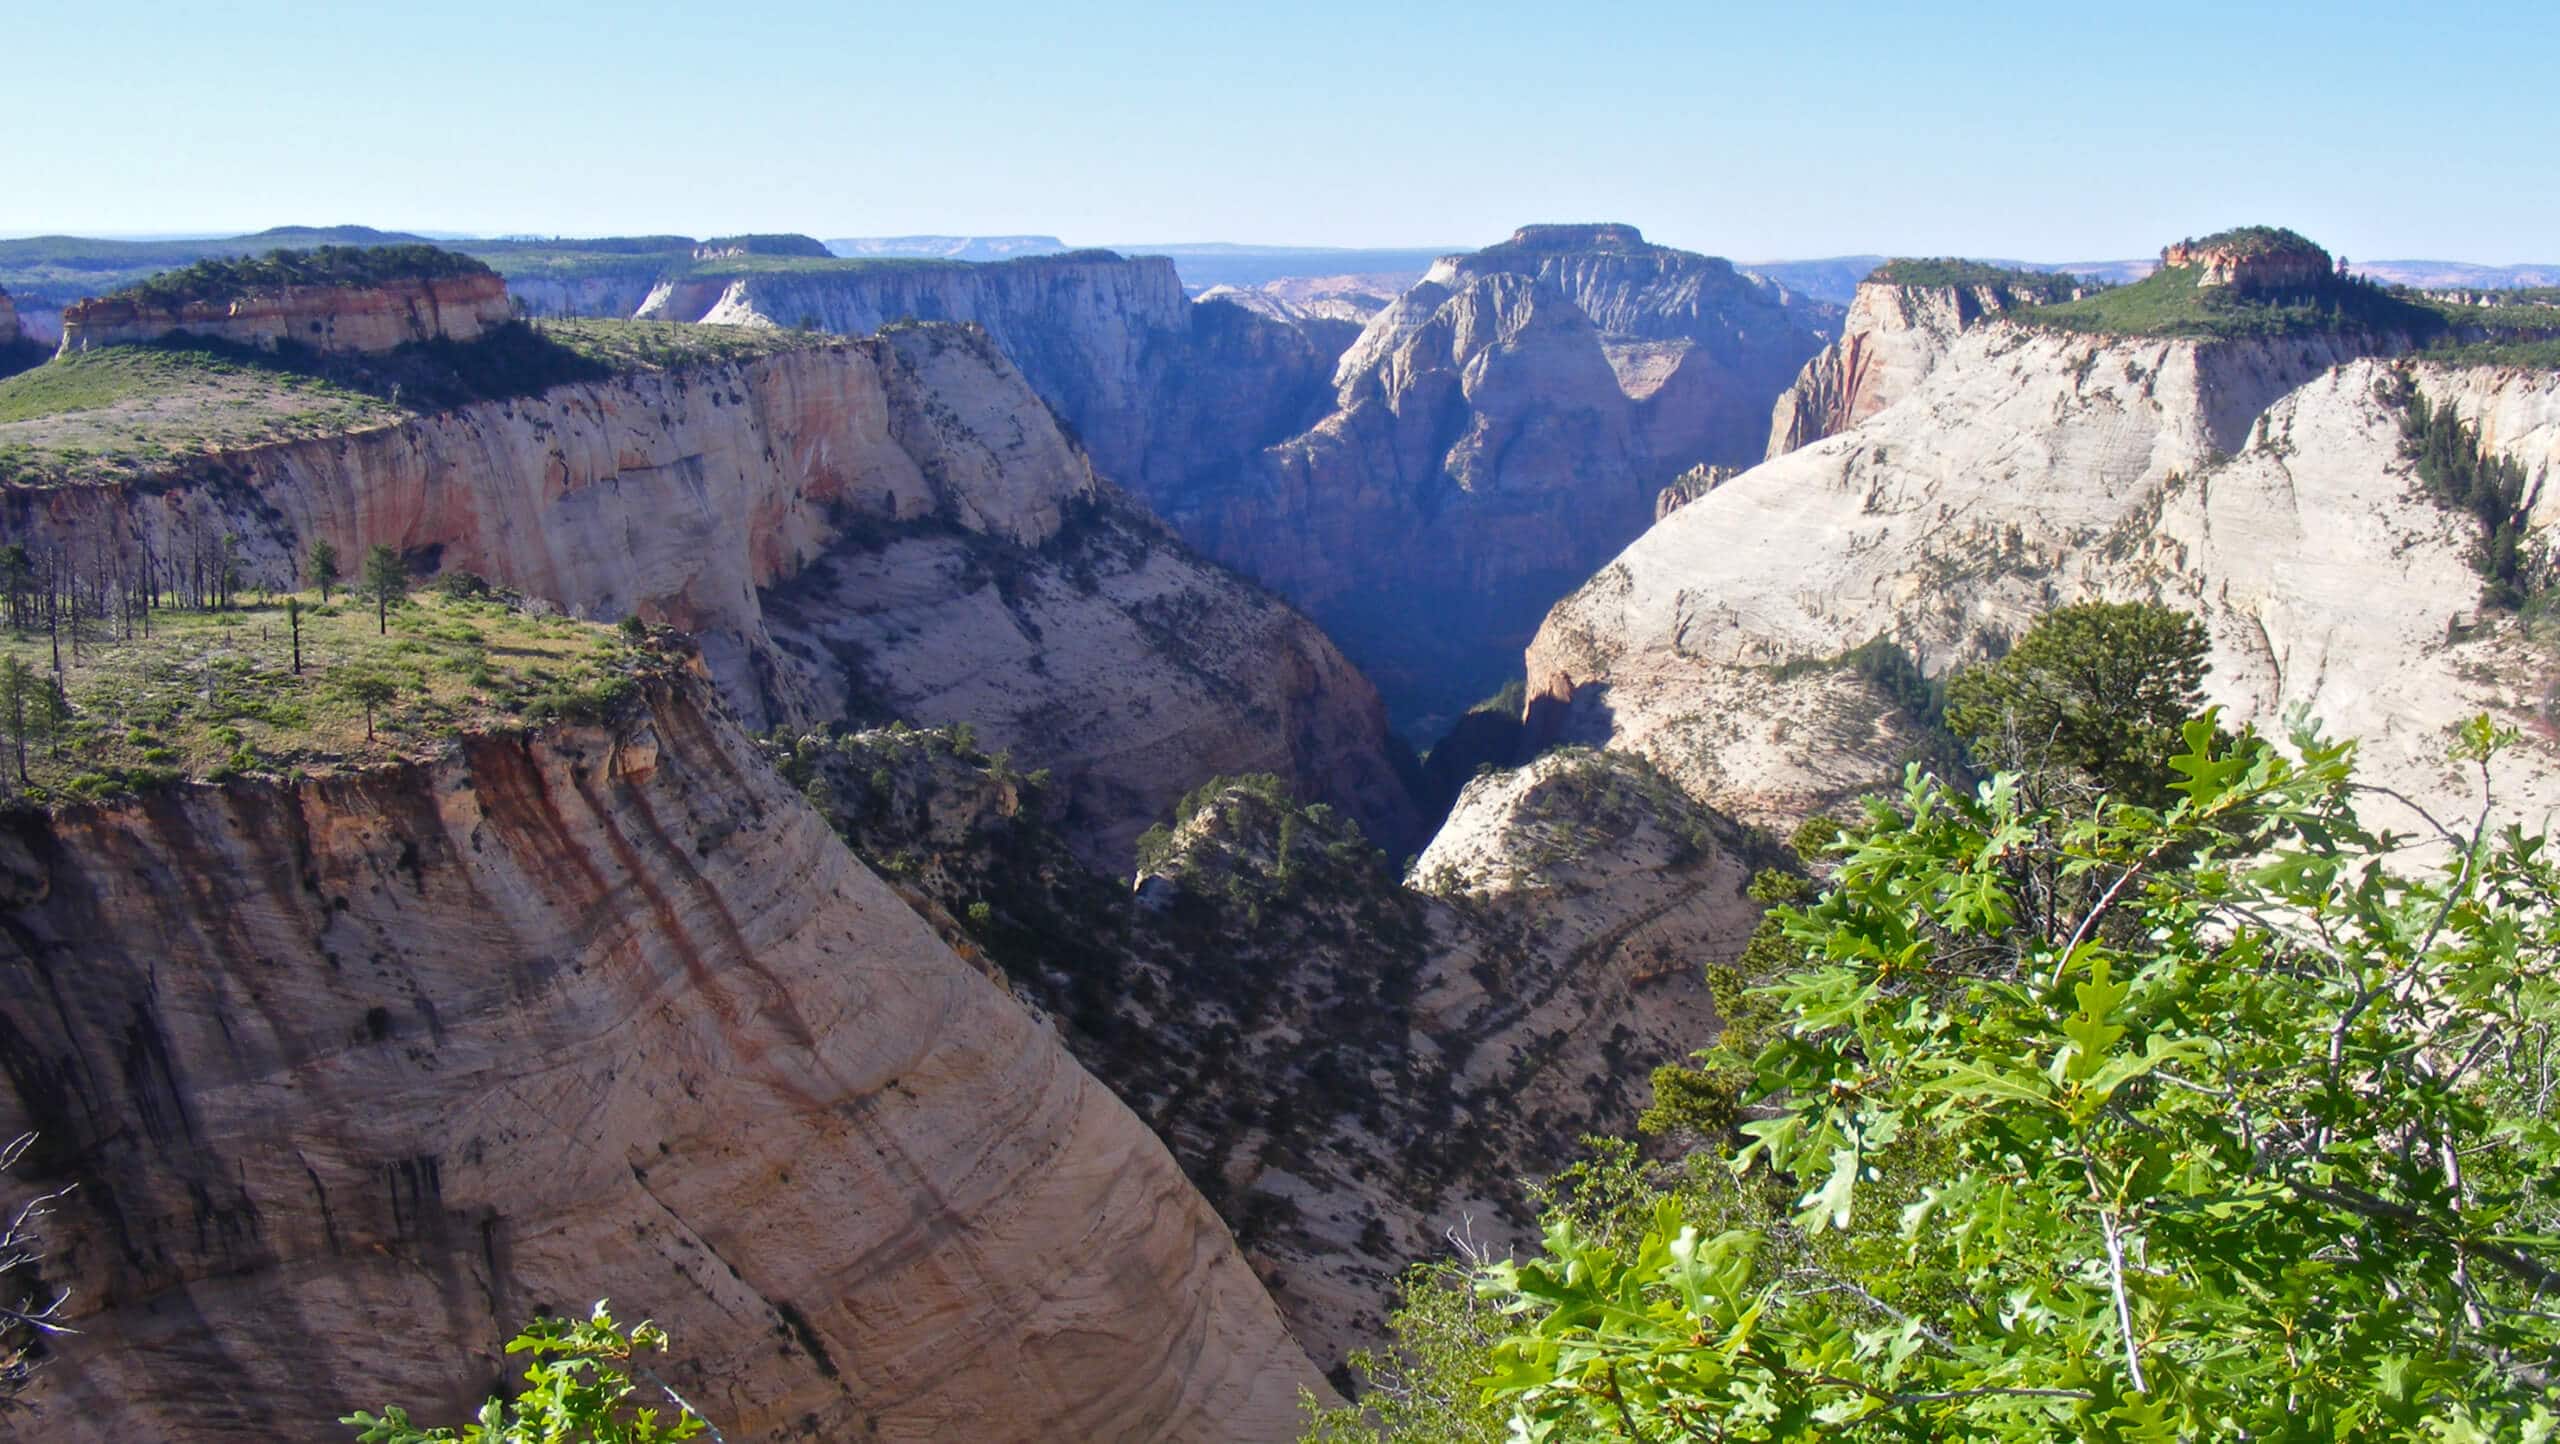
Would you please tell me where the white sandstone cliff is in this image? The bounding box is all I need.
[0,326,1418,862]
[1528,322,2560,834]
[0,676,1330,1441]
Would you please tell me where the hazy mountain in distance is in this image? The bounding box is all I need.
[2352,259,2560,289]
[1742,254,2154,304]
[1110,243,1453,294]
[1738,256,1886,305]
[824,234,1067,261]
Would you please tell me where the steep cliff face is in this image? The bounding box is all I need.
[0,286,37,379]
[2410,359,2560,525]
[1765,278,2049,457]
[0,677,1329,1441]
[504,267,668,321]
[645,253,1349,506]
[1,326,1419,863]
[778,731,1759,1372]
[1527,318,2560,833]
[641,253,1181,479]
[57,273,514,355]
[1145,225,1834,725]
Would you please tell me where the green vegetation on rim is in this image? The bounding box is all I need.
[2015,263,2446,339]
[2382,371,2548,607]
[2166,223,2327,257]
[0,585,656,805]
[1310,705,2560,1439]
[105,245,495,310]
[0,320,833,487]
[1863,258,2085,300]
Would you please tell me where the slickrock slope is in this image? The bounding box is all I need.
[0,676,1329,1441]
[57,271,513,355]
[1765,267,2082,457]
[1150,225,1833,724]
[2,325,1418,863]
[778,731,1760,1371]
[1527,316,2560,833]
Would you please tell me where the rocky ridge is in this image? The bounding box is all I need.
[772,730,1761,1374]
[1141,224,1834,724]
[2162,229,2335,292]
[57,272,513,356]
[0,673,1329,1440]
[1,325,1418,863]
[1527,302,2560,834]
[1765,269,2082,457]
[632,250,1342,495]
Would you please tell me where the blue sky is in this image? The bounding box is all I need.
[12,0,2556,262]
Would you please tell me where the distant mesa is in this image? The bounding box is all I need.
[2159,225,2335,295]
[58,244,510,356]
[1476,222,1654,259]
[690,232,834,262]
[826,234,1071,263]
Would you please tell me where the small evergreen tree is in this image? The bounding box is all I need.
[307,539,341,604]
[0,657,36,785]
[332,667,400,742]
[1943,601,2208,800]
[360,546,407,636]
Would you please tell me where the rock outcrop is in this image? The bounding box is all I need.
[57,272,513,355]
[1140,224,1835,725]
[780,732,1759,1373]
[1654,463,1734,521]
[1527,307,2560,834]
[1,325,1419,864]
[2162,230,2335,293]
[1765,269,2081,457]
[0,284,18,342]
[0,676,1329,1440]
[692,233,833,261]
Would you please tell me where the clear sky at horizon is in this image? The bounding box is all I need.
[12,0,2557,263]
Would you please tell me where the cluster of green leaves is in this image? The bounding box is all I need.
[2387,375,2545,607]
[1942,603,2209,803]
[1458,714,2560,1440]
[111,245,495,309]
[343,1302,710,1442]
